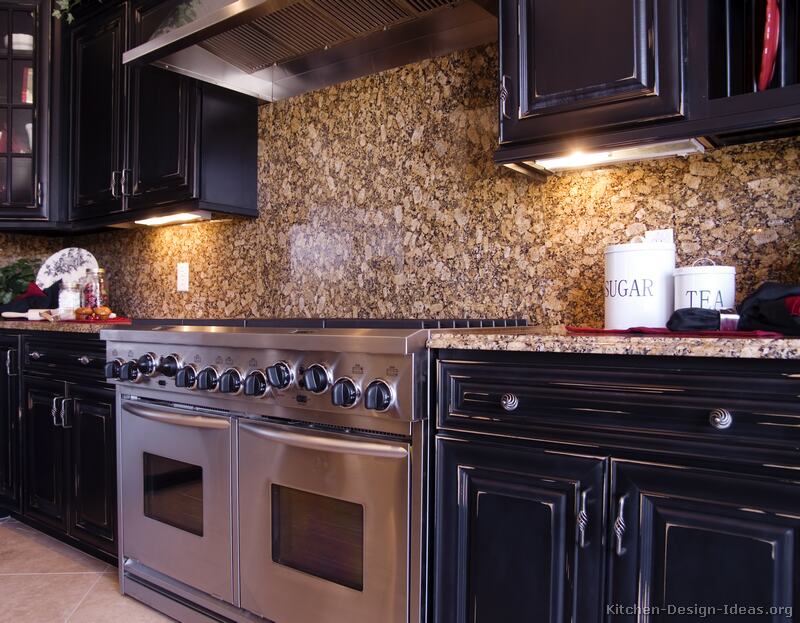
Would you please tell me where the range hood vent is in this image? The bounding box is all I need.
[123,0,497,101]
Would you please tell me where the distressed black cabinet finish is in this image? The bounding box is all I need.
[608,460,798,622]
[21,375,67,530]
[0,0,59,223]
[68,383,116,555]
[68,3,126,220]
[435,352,800,622]
[435,437,606,623]
[0,337,18,511]
[499,0,684,145]
[66,0,257,227]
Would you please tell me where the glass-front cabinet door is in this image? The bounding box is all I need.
[0,1,47,220]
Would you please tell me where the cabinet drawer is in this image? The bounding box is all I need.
[439,358,800,451]
[23,336,105,378]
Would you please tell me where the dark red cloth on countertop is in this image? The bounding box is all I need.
[785,296,800,316]
[566,326,784,338]
[13,282,45,300]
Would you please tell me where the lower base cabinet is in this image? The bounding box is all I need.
[435,354,800,623]
[435,438,607,623]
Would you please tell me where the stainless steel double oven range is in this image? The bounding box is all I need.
[101,325,432,623]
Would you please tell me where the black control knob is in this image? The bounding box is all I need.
[244,370,268,397]
[104,359,123,380]
[219,369,243,394]
[331,378,359,408]
[159,354,182,378]
[364,380,392,411]
[175,364,198,389]
[137,352,159,376]
[196,367,219,391]
[119,360,141,383]
[302,364,329,393]
[266,362,293,390]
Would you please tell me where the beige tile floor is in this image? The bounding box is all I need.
[0,517,172,622]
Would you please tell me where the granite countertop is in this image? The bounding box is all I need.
[427,326,800,360]
[0,320,131,334]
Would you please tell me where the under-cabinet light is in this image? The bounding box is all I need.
[530,138,706,173]
[134,212,211,227]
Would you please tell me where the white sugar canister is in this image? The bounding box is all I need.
[673,260,735,310]
[604,240,676,329]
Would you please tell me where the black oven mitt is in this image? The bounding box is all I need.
[0,280,61,315]
[737,282,800,336]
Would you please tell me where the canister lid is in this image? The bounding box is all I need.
[674,265,735,276]
[605,241,676,254]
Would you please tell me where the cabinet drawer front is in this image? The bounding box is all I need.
[439,359,800,450]
[23,337,105,377]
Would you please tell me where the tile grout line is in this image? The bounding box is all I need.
[63,572,104,623]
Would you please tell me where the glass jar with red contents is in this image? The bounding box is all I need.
[80,268,109,309]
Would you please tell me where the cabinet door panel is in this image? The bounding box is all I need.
[68,383,116,555]
[609,460,798,622]
[500,0,684,144]
[69,5,126,220]
[22,377,66,529]
[435,437,607,623]
[0,343,18,510]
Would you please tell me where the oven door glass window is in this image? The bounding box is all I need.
[143,452,203,536]
[271,484,364,591]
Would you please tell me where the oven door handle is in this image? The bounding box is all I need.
[240,422,408,458]
[123,403,231,430]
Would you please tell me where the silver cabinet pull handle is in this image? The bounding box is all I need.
[709,408,733,430]
[60,398,73,429]
[5,349,15,376]
[123,402,230,430]
[500,74,511,120]
[111,170,121,198]
[577,488,590,548]
[77,355,92,366]
[51,396,62,427]
[614,494,628,556]
[29,351,42,360]
[500,393,519,411]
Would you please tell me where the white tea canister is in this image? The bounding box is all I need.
[604,239,676,329]
[673,260,735,311]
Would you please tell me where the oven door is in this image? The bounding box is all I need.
[119,400,234,604]
[238,419,410,623]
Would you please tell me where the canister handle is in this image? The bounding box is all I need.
[691,257,717,267]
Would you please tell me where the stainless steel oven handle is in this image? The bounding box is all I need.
[240,422,408,458]
[123,403,231,430]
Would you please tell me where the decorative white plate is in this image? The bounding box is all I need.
[36,248,98,289]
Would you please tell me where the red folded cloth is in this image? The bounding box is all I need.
[566,326,784,338]
[785,296,800,316]
[14,282,46,301]
[61,317,132,325]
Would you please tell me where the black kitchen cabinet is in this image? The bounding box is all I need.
[435,352,800,622]
[65,0,257,228]
[435,437,607,623]
[4,330,118,562]
[608,460,798,622]
[68,4,126,220]
[0,336,18,511]
[68,382,116,555]
[21,375,67,530]
[0,0,59,223]
[499,0,684,145]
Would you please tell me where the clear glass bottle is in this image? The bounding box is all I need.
[81,268,109,309]
[58,281,81,317]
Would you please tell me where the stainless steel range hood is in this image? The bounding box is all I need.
[123,0,497,101]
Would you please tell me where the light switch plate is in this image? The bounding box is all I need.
[177,262,190,292]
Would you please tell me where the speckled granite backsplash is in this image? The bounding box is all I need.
[9,44,800,324]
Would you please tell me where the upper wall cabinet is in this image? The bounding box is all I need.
[499,0,684,145]
[0,0,57,224]
[497,0,800,174]
[67,0,257,228]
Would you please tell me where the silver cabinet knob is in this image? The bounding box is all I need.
[77,355,92,366]
[709,408,733,430]
[29,351,42,360]
[500,393,519,411]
